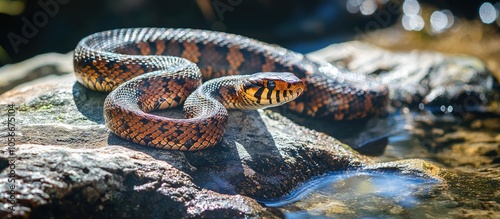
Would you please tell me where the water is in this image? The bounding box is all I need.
[260,170,440,218]
[259,110,500,218]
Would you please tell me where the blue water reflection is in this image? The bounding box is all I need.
[262,170,439,218]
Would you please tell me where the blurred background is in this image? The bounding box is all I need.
[0,0,499,66]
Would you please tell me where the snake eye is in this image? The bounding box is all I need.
[243,80,259,90]
[266,80,276,90]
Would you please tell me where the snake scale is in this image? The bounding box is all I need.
[73,28,389,151]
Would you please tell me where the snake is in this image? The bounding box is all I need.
[73,28,389,151]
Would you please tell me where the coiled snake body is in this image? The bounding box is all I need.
[74,28,389,151]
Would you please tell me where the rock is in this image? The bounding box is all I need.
[308,41,499,112]
[0,145,275,218]
[410,114,500,168]
[0,53,73,95]
[0,53,376,218]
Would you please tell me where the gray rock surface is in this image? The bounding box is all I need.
[1,145,274,218]
[308,41,498,111]
[0,56,375,218]
[0,53,73,95]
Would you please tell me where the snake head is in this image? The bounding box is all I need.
[241,72,305,109]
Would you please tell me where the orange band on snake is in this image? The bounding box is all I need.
[73,28,388,151]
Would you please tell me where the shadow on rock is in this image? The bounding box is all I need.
[273,107,401,156]
[72,81,107,124]
[184,110,283,197]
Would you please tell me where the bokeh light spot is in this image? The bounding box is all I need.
[360,0,377,15]
[430,10,448,32]
[403,0,420,15]
[346,0,362,14]
[479,2,498,24]
[402,14,424,31]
